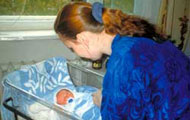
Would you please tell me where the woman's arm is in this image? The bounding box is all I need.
[92,89,102,107]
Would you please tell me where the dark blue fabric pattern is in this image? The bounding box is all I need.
[101,34,190,120]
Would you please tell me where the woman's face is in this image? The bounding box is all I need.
[58,32,103,60]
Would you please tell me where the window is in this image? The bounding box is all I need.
[0,0,135,41]
[0,0,82,40]
[0,0,134,15]
[0,0,71,15]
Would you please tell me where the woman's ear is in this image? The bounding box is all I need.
[76,32,89,48]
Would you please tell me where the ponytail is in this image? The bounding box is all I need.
[54,2,168,43]
[102,9,168,43]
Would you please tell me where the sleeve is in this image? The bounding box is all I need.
[100,52,150,120]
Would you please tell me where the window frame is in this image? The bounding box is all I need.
[0,0,161,41]
[0,16,58,41]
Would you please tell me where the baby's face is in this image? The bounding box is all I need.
[56,89,74,105]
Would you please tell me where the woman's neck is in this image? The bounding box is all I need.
[98,31,115,55]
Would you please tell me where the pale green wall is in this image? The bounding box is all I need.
[104,0,134,13]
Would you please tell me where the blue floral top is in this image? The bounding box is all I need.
[101,34,190,120]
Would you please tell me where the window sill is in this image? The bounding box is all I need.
[0,30,58,41]
[0,16,59,41]
[0,16,56,31]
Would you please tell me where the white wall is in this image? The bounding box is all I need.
[184,0,190,56]
[0,39,76,64]
[184,22,190,56]
[165,0,190,54]
[185,39,190,56]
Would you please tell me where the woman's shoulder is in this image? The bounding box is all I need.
[110,35,190,71]
[111,35,156,57]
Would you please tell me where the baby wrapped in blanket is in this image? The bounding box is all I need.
[26,57,101,120]
[2,57,101,120]
[28,86,101,120]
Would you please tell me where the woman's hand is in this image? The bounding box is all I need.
[92,89,102,107]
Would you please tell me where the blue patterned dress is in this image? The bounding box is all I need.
[101,34,190,120]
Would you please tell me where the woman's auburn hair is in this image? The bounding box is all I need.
[54,2,167,43]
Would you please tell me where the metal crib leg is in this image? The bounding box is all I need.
[3,97,33,120]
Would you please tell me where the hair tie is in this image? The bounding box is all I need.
[92,2,103,24]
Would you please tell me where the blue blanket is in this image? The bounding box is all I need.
[1,57,101,120]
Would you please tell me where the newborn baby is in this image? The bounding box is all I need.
[18,57,102,120]
[28,86,101,120]
[2,57,102,120]
[54,86,101,120]
[56,89,74,105]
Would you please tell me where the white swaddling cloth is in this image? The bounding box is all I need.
[28,103,60,120]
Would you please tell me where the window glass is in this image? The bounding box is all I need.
[0,0,134,15]
[0,0,133,33]
[0,0,83,15]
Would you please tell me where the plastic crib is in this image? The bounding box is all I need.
[1,57,104,120]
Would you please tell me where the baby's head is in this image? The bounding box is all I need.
[56,89,74,105]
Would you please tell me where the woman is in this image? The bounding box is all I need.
[54,2,190,120]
